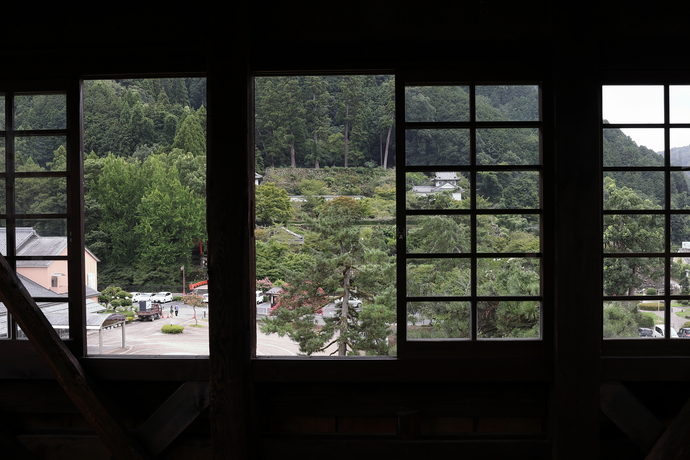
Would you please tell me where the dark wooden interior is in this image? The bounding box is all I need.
[1,2,689,459]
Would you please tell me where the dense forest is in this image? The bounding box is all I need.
[8,78,208,290]
[83,79,207,289]
[254,75,396,170]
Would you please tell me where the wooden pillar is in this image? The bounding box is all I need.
[208,2,256,458]
[551,1,602,457]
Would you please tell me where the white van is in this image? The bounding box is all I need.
[256,290,264,304]
[652,325,678,338]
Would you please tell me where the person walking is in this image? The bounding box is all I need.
[175,304,179,317]
[169,305,174,318]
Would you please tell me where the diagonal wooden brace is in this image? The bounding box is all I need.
[0,252,150,460]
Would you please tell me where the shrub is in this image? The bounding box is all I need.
[637,315,654,328]
[638,302,664,311]
[161,325,184,334]
[173,296,183,302]
[646,288,658,295]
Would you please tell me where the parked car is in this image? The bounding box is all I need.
[135,292,154,302]
[678,327,690,337]
[652,325,678,338]
[638,327,653,337]
[334,296,362,310]
[203,293,209,303]
[130,292,141,302]
[255,290,263,304]
[151,291,173,303]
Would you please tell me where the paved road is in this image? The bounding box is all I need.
[649,305,689,336]
[87,301,331,356]
[87,302,210,355]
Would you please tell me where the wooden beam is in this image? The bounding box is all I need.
[646,393,690,460]
[135,382,210,458]
[0,253,151,460]
[600,382,665,452]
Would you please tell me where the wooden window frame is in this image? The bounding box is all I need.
[249,68,555,370]
[0,75,210,382]
[601,71,690,356]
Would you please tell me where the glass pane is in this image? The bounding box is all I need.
[671,129,690,166]
[672,215,690,251]
[475,85,540,122]
[603,172,664,210]
[407,301,470,339]
[477,258,540,296]
[1,221,68,257]
[670,86,690,123]
[603,300,666,339]
[0,137,5,171]
[476,171,540,209]
[406,215,470,253]
[477,214,540,253]
[406,171,467,210]
[602,86,664,124]
[14,94,67,130]
[0,179,5,215]
[405,86,469,122]
[407,258,471,297]
[0,96,5,130]
[476,128,540,165]
[477,300,540,338]
[603,128,664,166]
[405,129,470,166]
[15,136,67,171]
[671,256,690,296]
[603,214,664,253]
[15,177,66,214]
[0,302,6,338]
[671,171,690,210]
[603,257,664,296]
[16,219,67,241]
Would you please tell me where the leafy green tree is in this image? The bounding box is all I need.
[603,177,664,296]
[304,76,331,168]
[261,197,395,355]
[603,302,641,338]
[182,293,205,326]
[90,154,146,285]
[337,76,367,167]
[134,165,205,285]
[255,183,293,227]
[99,286,134,309]
[172,109,206,157]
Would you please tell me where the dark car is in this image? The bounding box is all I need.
[638,327,653,337]
[678,327,690,337]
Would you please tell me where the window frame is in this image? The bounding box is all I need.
[0,74,211,381]
[601,71,690,355]
[250,68,554,362]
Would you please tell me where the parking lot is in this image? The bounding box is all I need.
[86,301,329,356]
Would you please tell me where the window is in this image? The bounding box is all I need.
[254,73,547,357]
[0,82,83,345]
[400,79,544,347]
[82,78,208,355]
[602,84,690,341]
[0,77,210,357]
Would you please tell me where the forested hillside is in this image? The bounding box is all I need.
[82,78,207,289]
[8,79,208,290]
[254,75,395,170]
